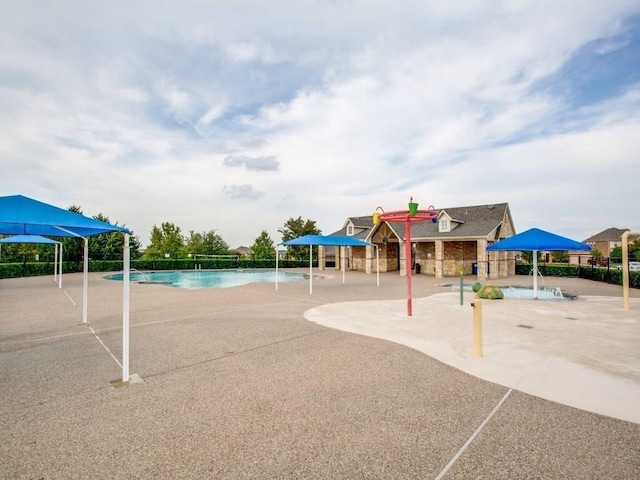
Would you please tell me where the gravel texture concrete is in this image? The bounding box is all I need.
[1,270,639,479]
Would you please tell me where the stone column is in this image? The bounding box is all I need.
[476,239,488,280]
[435,240,444,279]
[318,245,325,271]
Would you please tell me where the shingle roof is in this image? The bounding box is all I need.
[387,203,510,239]
[349,216,374,228]
[329,216,374,240]
[329,203,511,242]
[583,228,629,242]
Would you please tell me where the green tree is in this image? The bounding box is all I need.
[89,213,142,260]
[551,251,569,263]
[144,222,184,258]
[183,230,229,256]
[610,239,640,261]
[278,216,321,261]
[249,230,275,260]
[0,237,54,263]
[519,251,541,264]
[60,204,85,261]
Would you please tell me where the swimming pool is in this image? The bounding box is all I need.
[104,269,305,289]
[442,284,574,299]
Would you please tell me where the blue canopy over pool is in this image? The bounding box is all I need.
[0,194,133,383]
[0,234,60,244]
[277,234,379,294]
[486,228,590,252]
[280,234,373,247]
[487,227,590,298]
[0,195,129,237]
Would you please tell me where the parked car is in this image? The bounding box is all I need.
[588,257,608,267]
[629,261,640,271]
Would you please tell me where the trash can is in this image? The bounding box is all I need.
[472,263,478,275]
[415,263,421,274]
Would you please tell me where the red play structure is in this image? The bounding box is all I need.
[374,198,438,316]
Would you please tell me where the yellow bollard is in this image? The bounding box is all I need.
[471,299,483,357]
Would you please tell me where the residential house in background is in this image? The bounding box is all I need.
[583,228,629,257]
[320,203,516,280]
[231,246,250,257]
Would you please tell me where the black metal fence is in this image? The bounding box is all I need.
[0,258,313,280]
[515,257,640,288]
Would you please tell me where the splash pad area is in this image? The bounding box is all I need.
[442,283,573,300]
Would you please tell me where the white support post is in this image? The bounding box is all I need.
[58,243,63,288]
[275,246,279,290]
[53,244,58,283]
[82,237,88,323]
[122,233,130,383]
[532,249,538,299]
[309,245,313,294]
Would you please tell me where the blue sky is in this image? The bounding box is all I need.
[1,1,639,248]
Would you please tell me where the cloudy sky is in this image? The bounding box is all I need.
[1,1,639,248]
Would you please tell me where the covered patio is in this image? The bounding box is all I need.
[0,194,134,383]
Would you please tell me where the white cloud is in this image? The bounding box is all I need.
[222,184,265,200]
[223,155,280,172]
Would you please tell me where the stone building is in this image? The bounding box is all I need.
[582,227,628,257]
[320,203,516,280]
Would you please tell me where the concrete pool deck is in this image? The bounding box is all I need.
[1,271,639,478]
[306,290,640,424]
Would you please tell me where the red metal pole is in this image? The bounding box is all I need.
[406,217,412,316]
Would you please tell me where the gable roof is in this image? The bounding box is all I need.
[0,195,129,237]
[331,216,374,240]
[382,203,511,240]
[347,216,374,228]
[583,227,629,243]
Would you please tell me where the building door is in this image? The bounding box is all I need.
[391,242,400,271]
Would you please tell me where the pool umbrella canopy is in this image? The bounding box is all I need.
[0,195,133,383]
[0,234,60,244]
[276,235,378,293]
[487,228,590,298]
[486,227,590,252]
[0,234,63,286]
[0,195,129,237]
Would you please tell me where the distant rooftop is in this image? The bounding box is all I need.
[583,228,629,242]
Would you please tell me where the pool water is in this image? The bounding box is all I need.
[442,284,574,300]
[104,269,305,289]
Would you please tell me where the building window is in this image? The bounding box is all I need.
[347,225,354,236]
[439,219,449,232]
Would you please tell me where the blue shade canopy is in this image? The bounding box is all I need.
[280,234,373,247]
[0,234,60,244]
[0,195,129,237]
[487,228,590,252]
